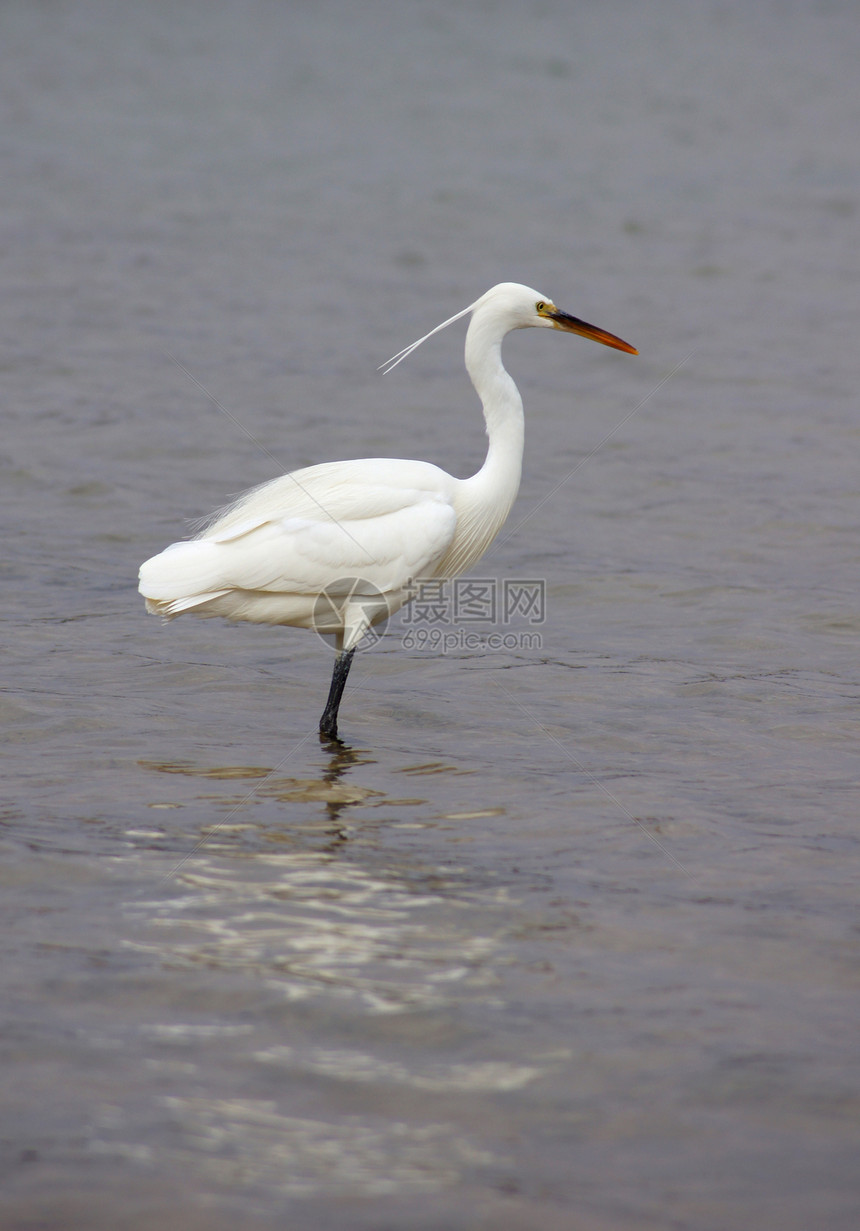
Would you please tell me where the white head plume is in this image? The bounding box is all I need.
[379,298,477,375]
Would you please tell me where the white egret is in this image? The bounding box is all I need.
[139,282,636,739]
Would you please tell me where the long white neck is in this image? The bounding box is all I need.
[465,308,524,514]
[440,309,525,576]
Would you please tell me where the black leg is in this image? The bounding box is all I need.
[319,648,355,740]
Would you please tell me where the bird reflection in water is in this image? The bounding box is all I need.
[314,737,369,840]
[140,739,383,852]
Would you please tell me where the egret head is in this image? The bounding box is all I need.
[474,282,638,354]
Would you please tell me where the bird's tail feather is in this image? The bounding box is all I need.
[139,540,229,608]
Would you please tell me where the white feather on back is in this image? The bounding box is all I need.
[139,457,459,621]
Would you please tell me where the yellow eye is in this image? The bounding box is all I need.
[536,301,546,312]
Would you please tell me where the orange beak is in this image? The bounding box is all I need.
[547,308,638,355]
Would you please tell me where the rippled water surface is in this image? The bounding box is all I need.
[3,2,860,1228]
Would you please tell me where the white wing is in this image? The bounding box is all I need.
[139,458,459,623]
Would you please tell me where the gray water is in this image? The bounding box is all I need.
[2,1,860,1227]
